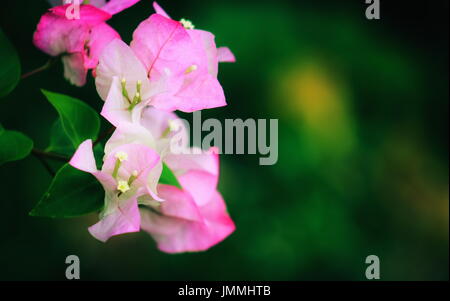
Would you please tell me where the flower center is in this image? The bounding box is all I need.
[117,171,138,194]
[112,151,128,179]
[115,151,128,162]
[128,170,138,186]
[121,78,142,111]
[161,119,181,138]
[111,151,139,194]
[168,119,180,132]
[185,64,198,74]
[180,18,195,30]
[117,180,130,193]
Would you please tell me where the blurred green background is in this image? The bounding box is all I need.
[0,0,448,280]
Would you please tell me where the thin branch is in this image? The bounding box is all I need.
[32,149,69,162]
[94,126,115,147]
[32,152,55,177]
[21,58,56,80]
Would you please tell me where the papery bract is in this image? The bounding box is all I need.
[131,2,236,112]
[46,0,236,253]
[95,39,175,126]
[152,1,236,64]
[69,139,160,242]
[34,1,140,86]
[95,1,236,122]
[104,108,235,253]
[140,185,234,253]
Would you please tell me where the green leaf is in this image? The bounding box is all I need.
[41,90,100,148]
[0,127,33,166]
[46,118,104,163]
[159,162,182,189]
[46,118,75,156]
[30,163,104,218]
[0,27,21,98]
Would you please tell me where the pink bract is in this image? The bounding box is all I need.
[34,1,141,86]
[95,1,236,120]
[69,139,161,242]
[103,107,235,253]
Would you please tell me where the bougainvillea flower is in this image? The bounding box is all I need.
[95,2,235,117]
[69,139,160,242]
[103,108,235,252]
[140,184,235,253]
[34,1,140,86]
[95,40,176,126]
[152,1,236,64]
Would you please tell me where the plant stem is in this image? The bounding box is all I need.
[21,59,55,80]
[94,126,115,147]
[32,149,70,177]
[32,152,55,177]
[32,149,69,162]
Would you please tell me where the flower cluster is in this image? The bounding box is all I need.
[34,0,142,86]
[34,1,236,253]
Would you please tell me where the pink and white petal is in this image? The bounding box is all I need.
[100,76,131,126]
[140,208,187,250]
[121,145,160,184]
[69,139,97,173]
[104,121,155,156]
[51,4,112,24]
[217,47,236,63]
[62,53,88,86]
[33,12,90,56]
[150,67,184,100]
[145,68,185,110]
[158,184,203,221]
[130,100,148,124]
[140,190,235,253]
[101,0,140,15]
[152,1,171,18]
[69,139,116,191]
[103,143,160,186]
[95,39,150,101]
[83,23,120,69]
[198,190,236,242]
[145,161,164,202]
[140,107,179,139]
[92,171,117,192]
[188,29,218,77]
[149,94,180,112]
[130,14,194,80]
[177,170,218,207]
[174,73,226,112]
[89,196,141,242]
[165,147,219,176]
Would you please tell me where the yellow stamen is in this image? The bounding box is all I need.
[115,151,128,162]
[128,170,139,185]
[136,80,142,94]
[180,18,195,30]
[168,119,180,132]
[117,180,130,193]
[185,64,198,74]
[121,77,130,101]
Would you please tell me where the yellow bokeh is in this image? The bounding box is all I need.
[275,58,357,156]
